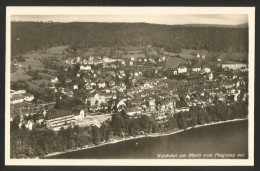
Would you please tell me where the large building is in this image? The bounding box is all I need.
[45,110,75,131]
[10,90,34,104]
[124,107,142,116]
[222,61,247,70]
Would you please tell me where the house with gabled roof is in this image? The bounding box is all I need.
[25,120,34,130]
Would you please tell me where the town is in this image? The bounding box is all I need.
[10,45,248,134]
[7,8,251,161]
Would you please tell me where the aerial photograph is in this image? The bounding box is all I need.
[6,7,253,164]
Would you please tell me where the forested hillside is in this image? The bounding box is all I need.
[11,22,248,56]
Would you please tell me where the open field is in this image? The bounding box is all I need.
[80,48,96,56]
[11,46,67,82]
[19,57,44,70]
[162,49,247,62]
[122,53,146,59]
[181,49,209,55]
[46,45,68,54]
[11,45,248,84]
[27,81,41,90]
[11,66,32,81]
[208,52,248,62]
[39,73,53,80]
[126,50,143,54]
[14,47,67,71]
[166,57,186,68]
[161,49,204,60]
[31,79,50,87]
[25,79,51,91]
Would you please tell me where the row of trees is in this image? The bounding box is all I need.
[10,102,248,158]
[12,22,248,56]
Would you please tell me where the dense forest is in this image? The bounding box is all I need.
[11,22,248,56]
[10,102,248,158]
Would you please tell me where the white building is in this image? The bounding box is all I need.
[209,72,213,81]
[25,120,34,130]
[203,67,211,73]
[134,72,139,77]
[76,56,81,63]
[74,109,87,120]
[24,95,34,102]
[11,90,34,104]
[143,82,153,89]
[124,107,142,116]
[103,57,117,63]
[50,77,59,84]
[10,90,26,97]
[46,111,75,131]
[117,100,126,109]
[80,65,92,71]
[11,98,24,104]
[73,84,78,90]
[162,56,166,61]
[177,66,187,74]
[192,67,201,72]
[222,62,247,70]
[98,82,106,88]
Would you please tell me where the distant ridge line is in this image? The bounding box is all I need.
[11,20,248,28]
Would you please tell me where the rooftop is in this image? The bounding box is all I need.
[124,107,142,113]
[222,61,247,64]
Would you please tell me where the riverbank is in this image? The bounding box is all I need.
[43,117,248,158]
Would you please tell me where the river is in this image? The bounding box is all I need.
[46,120,248,159]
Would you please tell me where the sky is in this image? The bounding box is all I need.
[12,14,248,26]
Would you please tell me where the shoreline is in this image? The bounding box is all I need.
[43,117,248,158]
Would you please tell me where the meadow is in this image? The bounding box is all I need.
[166,57,186,68]
[11,46,68,89]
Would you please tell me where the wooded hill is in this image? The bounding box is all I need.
[11,22,248,56]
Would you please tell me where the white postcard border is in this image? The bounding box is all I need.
[5,6,255,166]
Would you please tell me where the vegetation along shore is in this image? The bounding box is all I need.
[11,102,248,159]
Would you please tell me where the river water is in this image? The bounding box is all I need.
[46,120,248,159]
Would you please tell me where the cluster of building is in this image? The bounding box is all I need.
[11,53,248,132]
[221,61,248,71]
[172,65,212,77]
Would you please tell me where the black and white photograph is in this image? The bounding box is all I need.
[5,7,255,166]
